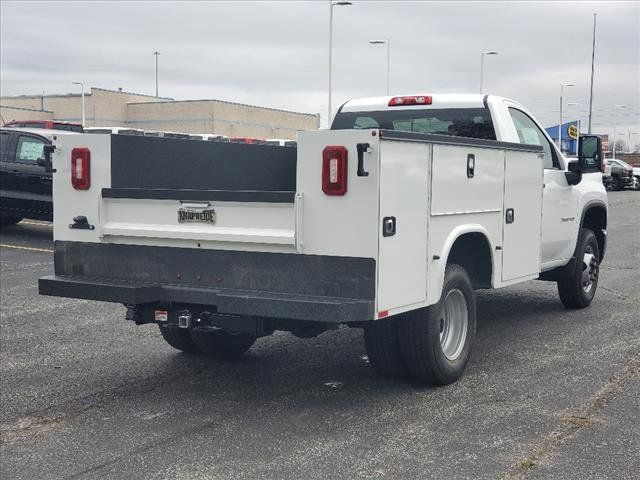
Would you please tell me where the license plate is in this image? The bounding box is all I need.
[177,207,216,224]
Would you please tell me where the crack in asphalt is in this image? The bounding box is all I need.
[598,285,631,300]
[499,354,640,479]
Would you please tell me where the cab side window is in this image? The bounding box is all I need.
[16,136,46,164]
[508,108,559,169]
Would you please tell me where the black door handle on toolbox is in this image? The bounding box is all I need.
[356,143,370,177]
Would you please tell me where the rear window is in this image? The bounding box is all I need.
[331,108,496,140]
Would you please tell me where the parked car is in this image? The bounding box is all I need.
[603,159,635,190]
[633,166,640,190]
[0,127,80,225]
[3,120,83,133]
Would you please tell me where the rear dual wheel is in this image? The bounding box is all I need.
[364,264,476,385]
[159,325,256,358]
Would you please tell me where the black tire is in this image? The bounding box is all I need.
[611,176,620,191]
[159,325,201,354]
[0,215,22,226]
[364,317,409,379]
[557,228,600,309]
[398,264,476,385]
[190,329,256,358]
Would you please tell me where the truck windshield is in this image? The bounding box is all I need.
[331,108,496,140]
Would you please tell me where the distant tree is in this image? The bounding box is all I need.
[613,139,627,153]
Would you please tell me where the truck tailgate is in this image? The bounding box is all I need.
[53,134,298,251]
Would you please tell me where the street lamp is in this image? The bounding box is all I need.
[328,1,352,126]
[369,39,391,95]
[72,81,85,127]
[559,83,574,153]
[153,51,160,97]
[612,104,627,159]
[479,51,498,94]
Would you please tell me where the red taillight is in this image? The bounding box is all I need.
[71,147,91,190]
[388,95,432,106]
[322,146,348,196]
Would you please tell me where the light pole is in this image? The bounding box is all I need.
[153,51,160,97]
[612,104,627,159]
[328,1,352,126]
[369,39,391,95]
[588,13,597,133]
[479,51,498,94]
[72,81,85,127]
[559,83,574,153]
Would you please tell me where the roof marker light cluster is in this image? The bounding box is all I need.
[388,95,432,106]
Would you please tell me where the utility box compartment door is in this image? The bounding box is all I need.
[296,130,381,260]
[501,150,543,281]
[377,140,429,313]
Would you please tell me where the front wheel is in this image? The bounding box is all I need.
[398,264,476,385]
[557,228,600,309]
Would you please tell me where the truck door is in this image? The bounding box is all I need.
[506,107,578,266]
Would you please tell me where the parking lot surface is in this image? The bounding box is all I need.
[1,191,638,480]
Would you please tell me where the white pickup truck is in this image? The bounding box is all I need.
[39,94,608,385]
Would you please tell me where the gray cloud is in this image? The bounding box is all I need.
[1,1,638,137]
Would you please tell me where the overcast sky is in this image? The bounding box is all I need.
[1,1,638,140]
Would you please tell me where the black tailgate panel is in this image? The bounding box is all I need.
[110,135,296,192]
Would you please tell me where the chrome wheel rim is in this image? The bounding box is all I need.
[439,289,469,361]
[581,245,599,294]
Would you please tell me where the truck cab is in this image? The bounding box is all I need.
[332,94,607,273]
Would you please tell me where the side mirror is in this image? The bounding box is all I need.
[578,134,603,173]
[566,161,582,185]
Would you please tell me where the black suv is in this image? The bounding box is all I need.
[0,128,77,225]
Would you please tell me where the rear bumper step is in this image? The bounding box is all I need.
[39,275,374,323]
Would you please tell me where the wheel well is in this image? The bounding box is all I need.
[446,233,492,289]
[582,205,607,259]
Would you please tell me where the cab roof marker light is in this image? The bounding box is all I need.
[388,95,432,106]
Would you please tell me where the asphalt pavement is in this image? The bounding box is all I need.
[1,191,638,480]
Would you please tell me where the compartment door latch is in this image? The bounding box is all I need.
[382,216,396,237]
[357,143,371,177]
